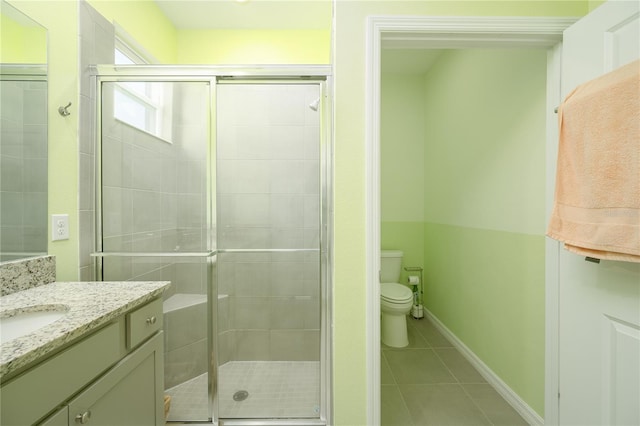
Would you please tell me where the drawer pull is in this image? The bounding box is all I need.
[75,410,91,424]
[146,316,157,325]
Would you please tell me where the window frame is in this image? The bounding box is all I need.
[113,39,173,143]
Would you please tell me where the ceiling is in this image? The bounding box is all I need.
[154,0,332,30]
[381,49,445,74]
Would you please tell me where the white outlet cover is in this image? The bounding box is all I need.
[51,214,69,241]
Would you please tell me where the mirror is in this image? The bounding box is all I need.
[0,0,48,262]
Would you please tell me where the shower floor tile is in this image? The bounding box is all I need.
[218,361,320,419]
[165,373,209,422]
[165,361,320,422]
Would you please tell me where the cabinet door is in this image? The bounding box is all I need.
[67,332,164,426]
[1,321,123,426]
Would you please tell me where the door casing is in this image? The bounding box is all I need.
[364,15,578,426]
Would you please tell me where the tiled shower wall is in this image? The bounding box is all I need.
[78,2,211,389]
[78,0,114,281]
[216,84,321,363]
[100,81,210,388]
[0,79,47,261]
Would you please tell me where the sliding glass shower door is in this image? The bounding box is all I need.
[215,82,323,419]
[95,68,331,425]
[98,78,214,422]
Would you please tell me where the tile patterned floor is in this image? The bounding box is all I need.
[382,316,529,426]
[166,318,524,425]
[165,373,209,422]
[165,361,320,422]
[218,361,320,419]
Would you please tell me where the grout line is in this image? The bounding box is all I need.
[407,318,433,347]
[431,346,461,385]
[380,350,398,386]
[394,383,417,426]
[381,316,501,426]
[459,383,496,426]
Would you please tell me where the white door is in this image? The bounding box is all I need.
[558,1,640,425]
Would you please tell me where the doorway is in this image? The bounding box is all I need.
[365,16,577,425]
[379,46,547,425]
[92,66,333,425]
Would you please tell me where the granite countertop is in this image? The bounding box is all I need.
[0,281,170,378]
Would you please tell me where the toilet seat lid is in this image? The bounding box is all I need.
[381,282,413,301]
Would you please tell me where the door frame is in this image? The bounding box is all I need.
[364,15,577,426]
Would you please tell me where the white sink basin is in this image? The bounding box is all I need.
[0,306,69,345]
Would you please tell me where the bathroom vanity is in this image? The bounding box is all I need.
[0,278,170,425]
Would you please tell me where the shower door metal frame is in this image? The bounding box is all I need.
[91,65,333,426]
[92,69,218,422]
[214,75,333,426]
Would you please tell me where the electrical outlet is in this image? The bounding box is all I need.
[51,214,69,241]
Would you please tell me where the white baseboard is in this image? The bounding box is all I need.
[425,309,544,426]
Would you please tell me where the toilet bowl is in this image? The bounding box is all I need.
[380,251,414,348]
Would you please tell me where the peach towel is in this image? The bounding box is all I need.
[547,60,640,262]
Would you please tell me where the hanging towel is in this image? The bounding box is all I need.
[547,59,640,263]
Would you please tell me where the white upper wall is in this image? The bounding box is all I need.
[381,71,425,223]
[422,48,548,235]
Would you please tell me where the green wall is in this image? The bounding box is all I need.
[0,10,46,63]
[87,1,331,65]
[423,223,546,413]
[177,29,330,64]
[88,0,178,63]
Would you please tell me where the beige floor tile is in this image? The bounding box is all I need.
[381,385,414,426]
[435,348,487,384]
[408,317,454,348]
[381,352,395,385]
[399,384,491,425]
[463,384,529,426]
[383,322,431,350]
[384,349,456,384]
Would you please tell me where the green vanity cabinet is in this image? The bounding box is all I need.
[1,298,164,426]
[63,332,163,425]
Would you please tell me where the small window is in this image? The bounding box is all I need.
[113,45,172,142]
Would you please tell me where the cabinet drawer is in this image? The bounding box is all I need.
[126,298,162,349]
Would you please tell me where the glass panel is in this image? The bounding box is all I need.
[216,84,322,419]
[100,80,212,422]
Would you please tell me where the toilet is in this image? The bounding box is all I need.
[380,250,414,347]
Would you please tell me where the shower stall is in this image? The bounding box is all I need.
[91,66,332,425]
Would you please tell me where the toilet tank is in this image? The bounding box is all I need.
[380,250,403,283]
